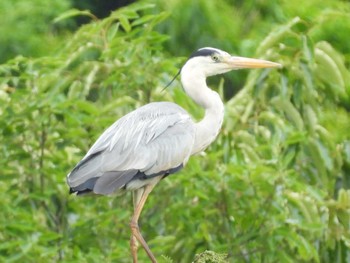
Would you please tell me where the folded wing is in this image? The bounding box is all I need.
[67,102,195,195]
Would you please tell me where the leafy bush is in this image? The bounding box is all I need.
[0,0,73,63]
[0,3,173,262]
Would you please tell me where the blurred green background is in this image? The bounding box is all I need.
[0,0,349,262]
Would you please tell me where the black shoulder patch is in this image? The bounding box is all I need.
[131,163,184,181]
[189,48,217,59]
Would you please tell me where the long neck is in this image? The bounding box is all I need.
[181,68,224,155]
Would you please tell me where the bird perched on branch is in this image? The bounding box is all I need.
[67,47,281,263]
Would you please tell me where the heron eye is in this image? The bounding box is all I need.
[211,54,220,62]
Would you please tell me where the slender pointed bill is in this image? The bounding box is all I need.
[225,56,282,69]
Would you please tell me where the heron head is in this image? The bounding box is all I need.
[183,47,281,77]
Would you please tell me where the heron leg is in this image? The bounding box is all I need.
[130,234,139,263]
[130,183,158,263]
[130,188,144,263]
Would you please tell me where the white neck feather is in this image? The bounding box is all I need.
[180,66,224,155]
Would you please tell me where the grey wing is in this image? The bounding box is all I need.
[67,102,195,195]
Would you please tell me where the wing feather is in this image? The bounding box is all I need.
[67,102,195,195]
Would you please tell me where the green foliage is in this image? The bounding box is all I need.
[153,0,350,99]
[218,16,350,262]
[1,1,350,263]
[193,250,228,263]
[0,3,173,262]
[0,0,73,63]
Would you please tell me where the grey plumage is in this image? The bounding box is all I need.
[67,101,195,195]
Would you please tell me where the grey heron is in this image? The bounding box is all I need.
[67,47,281,263]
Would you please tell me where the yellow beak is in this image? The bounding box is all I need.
[225,56,282,69]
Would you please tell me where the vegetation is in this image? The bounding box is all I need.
[0,0,349,262]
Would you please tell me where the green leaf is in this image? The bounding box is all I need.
[107,23,120,42]
[257,17,302,55]
[118,15,131,33]
[53,9,96,23]
[75,100,99,115]
[271,96,304,130]
[131,14,157,27]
